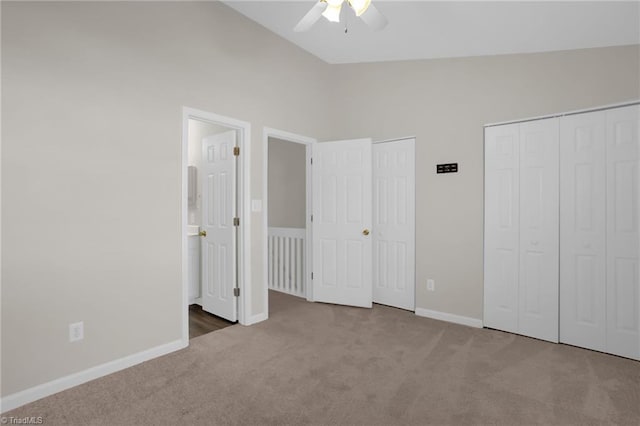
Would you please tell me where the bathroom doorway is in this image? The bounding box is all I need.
[182,108,250,342]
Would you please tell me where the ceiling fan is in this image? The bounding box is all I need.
[294,0,388,32]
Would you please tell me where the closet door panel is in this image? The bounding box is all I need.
[518,118,560,342]
[559,111,607,352]
[606,105,640,360]
[484,124,520,333]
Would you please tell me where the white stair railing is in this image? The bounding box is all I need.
[268,227,305,298]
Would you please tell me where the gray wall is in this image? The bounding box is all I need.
[1,1,332,397]
[268,138,306,229]
[331,46,640,321]
[2,0,639,400]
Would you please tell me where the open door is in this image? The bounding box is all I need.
[312,138,373,308]
[373,138,416,311]
[201,130,237,322]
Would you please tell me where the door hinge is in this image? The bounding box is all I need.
[233,146,240,156]
[234,287,240,297]
[311,214,313,223]
[233,217,240,227]
[311,272,314,280]
[310,157,313,165]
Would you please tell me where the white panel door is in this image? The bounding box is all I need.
[484,124,520,333]
[201,131,237,322]
[372,139,415,311]
[606,105,640,360]
[312,139,373,308]
[518,118,559,342]
[559,111,607,351]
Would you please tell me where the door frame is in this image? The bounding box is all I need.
[181,107,251,345]
[262,127,316,317]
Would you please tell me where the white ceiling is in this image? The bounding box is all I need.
[223,1,640,64]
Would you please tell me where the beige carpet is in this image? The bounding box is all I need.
[5,291,640,425]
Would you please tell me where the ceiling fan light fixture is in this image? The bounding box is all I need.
[294,0,386,32]
[348,0,371,16]
[322,1,343,23]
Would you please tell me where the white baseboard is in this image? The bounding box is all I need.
[245,312,268,326]
[415,308,483,329]
[1,339,187,414]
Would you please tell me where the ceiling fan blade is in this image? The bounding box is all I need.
[294,1,328,32]
[360,3,387,31]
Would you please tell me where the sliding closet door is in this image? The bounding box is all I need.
[518,119,559,342]
[605,105,640,360]
[559,112,607,352]
[484,124,520,334]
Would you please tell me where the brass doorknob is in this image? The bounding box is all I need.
[362,229,370,236]
[199,230,207,237]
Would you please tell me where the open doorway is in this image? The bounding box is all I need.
[181,108,250,343]
[262,128,315,317]
[262,131,416,318]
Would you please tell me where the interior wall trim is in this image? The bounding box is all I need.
[415,307,484,329]
[484,99,640,128]
[0,339,186,414]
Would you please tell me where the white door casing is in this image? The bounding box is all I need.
[201,130,237,322]
[312,138,373,308]
[373,139,416,311]
[560,111,607,351]
[484,123,520,334]
[605,105,639,360]
[518,118,559,343]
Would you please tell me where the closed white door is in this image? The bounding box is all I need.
[605,105,639,360]
[484,123,520,334]
[518,118,559,343]
[372,139,415,311]
[312,139,373,308]
[201,131,237,322]
[560,111,607,351]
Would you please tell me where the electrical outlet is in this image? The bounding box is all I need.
[427,279,435,292]
[69,321,84,342]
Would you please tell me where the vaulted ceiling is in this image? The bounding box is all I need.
[223,1,640,64]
